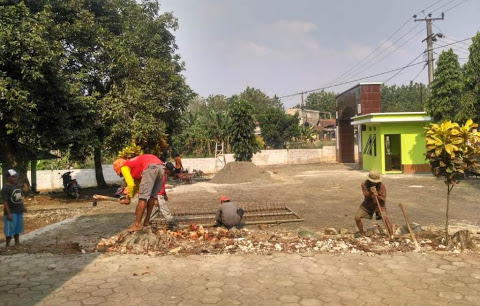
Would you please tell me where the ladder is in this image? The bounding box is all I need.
[214,142,226,173]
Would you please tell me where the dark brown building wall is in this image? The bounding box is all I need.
[360,85,381,115]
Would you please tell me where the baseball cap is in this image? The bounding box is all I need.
[6,169,19,177]
[220,196,230,203]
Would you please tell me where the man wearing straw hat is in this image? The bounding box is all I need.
[354,170,391,237]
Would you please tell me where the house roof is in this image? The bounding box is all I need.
[335,82,383,98]
[351,112,431,125]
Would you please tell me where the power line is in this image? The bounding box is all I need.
[432,37,473,50]
[323,18,414,87]
[321,0,457,89]
[415,0,445,15]
[384,36,474,84]
[342,27,425,82]
[278,60,425,99]
[430,0,456,14]
[384,52,425,84]
[443,0,470,13]
[411,63,428,82]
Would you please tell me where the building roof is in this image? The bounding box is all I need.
[351,112,431,125]
[335,82,383,98]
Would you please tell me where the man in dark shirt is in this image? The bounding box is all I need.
[215,196,244,229]
[2,169,25,246]
[354,171,391,237]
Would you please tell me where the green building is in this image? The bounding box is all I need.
[351,112,431,174]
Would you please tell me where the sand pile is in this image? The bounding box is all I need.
[210,162,274,184]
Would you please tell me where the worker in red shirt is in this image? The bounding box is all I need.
[113,154,176,231]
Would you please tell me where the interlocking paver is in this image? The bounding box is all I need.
[1,252,480,305]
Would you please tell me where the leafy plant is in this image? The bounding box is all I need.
[118,141,144,159]
[229,99,260,162]
[425,119,480,244]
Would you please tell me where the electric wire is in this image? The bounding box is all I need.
[415,0,445,15]
[322,18,414,87]
[322,0,455,88]
[430,0,456,14]
[278,61,425,99]
[279,36,474,99]
[443,0,470,13]
[411,63,428,82]
[343,27,425,82]
[326,23,422,87]
[383,52,426,84]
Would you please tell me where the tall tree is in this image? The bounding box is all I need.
[229,99,260,162]
[47,0,192,185]
[0,3,84,191]
[302,91,336,116]
[425,49,463,122]
[456,32,480,124]
[381,82,427,113]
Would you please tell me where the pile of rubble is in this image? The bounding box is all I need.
[96,224,476,256]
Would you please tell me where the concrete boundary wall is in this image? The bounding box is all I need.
[29,147,344,190]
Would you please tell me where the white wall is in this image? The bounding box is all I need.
[29,147,341,190]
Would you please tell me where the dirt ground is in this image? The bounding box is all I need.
[1,162,480,254]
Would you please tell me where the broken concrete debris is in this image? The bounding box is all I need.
[95,224,476,256]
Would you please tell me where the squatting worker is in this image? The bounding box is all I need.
[174,153,183,174]
[113,154,176,232]
[354,170,392,237]
[215,196,244,229]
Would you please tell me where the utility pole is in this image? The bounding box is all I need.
[301,92,304,108]
[414,13,444,85]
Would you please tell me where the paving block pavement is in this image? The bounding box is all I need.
[0,252,480,305]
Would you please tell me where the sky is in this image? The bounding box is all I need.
[159,0,480,108]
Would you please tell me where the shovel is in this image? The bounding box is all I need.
[371,191,394,239]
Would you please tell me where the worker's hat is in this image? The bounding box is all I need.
[113,158,126,175]
[220,196,230,203]
[366,170,382,183]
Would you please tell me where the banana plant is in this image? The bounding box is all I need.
[425,119,480,244]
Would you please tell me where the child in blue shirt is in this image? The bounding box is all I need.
[2,169,25,247]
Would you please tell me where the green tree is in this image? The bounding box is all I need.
[207,95,229,113]
[259,108,300,149]
[48,0,192,185]
[425,119,480,244]
[229,99,260,162]
[239,87,283,118]
[381,82,428,113]
[425,49,463,122]
[302,91,336,116]
[0,3,84,191]
[457,32,480,124]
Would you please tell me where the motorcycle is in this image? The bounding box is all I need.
[59,171,82,199]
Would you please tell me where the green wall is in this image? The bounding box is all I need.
[361,121,428,173]
[361,124,382,173]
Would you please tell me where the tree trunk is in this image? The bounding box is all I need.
[445,184,453,245]
[94,146,107,187]
[0,137,32,194]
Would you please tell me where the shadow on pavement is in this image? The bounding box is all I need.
[0,212,132,305]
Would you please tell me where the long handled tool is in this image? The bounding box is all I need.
[398,203,420,250]
[92,194,120,206]
[372,192,394,239]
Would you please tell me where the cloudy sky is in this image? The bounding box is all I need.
[160,0,480,108]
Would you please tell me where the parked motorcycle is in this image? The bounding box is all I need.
[59,171,81,199]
